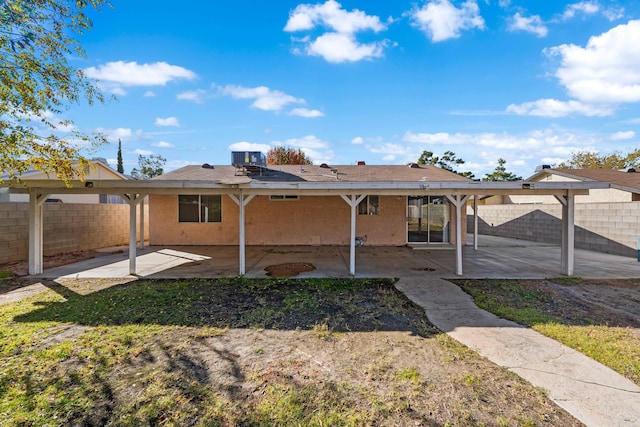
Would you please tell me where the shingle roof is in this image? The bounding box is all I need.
[152,164,471,183]
[540,168,640,192]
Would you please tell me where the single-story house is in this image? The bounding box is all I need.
[0,158,128,204]
[0,154,609,276]
[473,167,640,257]
[482,167,640,205]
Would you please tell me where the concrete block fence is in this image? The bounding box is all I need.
[468,202,640,257]
[0,202,149,265]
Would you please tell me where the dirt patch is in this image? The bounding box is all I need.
[0,249,112,277]
[265,262,316,277]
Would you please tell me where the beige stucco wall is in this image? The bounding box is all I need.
[0,202,149,265]
[149,194,408,246]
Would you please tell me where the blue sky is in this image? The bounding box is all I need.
[65,0,640,178]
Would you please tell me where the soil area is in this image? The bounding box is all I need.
[456,278,640,330]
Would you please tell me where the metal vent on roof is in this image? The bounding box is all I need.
[408,163,420,168]
[628,168,636,173]
[319,163,330,168]
[201,163,215,169]
[357,161,366,165]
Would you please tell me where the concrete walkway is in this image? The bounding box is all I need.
[396,275,640,427]
[6,236,640,426]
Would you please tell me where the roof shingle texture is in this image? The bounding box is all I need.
[552,168,640,192]
[153,164,471,183]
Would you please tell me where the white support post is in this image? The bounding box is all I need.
[473,195,479,250]
[446,195,470,276]
[121,193,146,275]
[340,194,367,276]
[28,190,48,275]
[555,192,575,276]
[139,196,145,249]
[230,192,255,275]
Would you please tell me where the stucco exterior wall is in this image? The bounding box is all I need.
[149,194,407,246]
[0,202,149,265]
[469,202,640,257]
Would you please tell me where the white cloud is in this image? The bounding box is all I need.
[143,91,156,97]
[133,149,154,155]
[228,142,272,152]
[351,136,364,144]
[382,155,396,162]
[155,117,180,127]
[506,99,614,117]
[285,0,386,33]
[152,141,175,148]
[285,0,390,63]
[546,20,640,104]
[610,131,635,140]
[289,108,325,117]
[403,131,468,144]
[410,0,485,42]
[219,85,304,111]
[95,127,143,143]
[305,32,387,63]
[177,89,207,103]
[508,12,548,37]
[83,61,196,95]
[562,1,600,20]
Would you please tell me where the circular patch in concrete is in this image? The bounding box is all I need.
[265,262,316,277]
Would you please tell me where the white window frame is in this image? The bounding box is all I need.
[358,195,380,215]
[269,195,300,201]
[178,194,222,223]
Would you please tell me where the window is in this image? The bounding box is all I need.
[269,195,299,201]
[358,195,379,215]
[178,195,222,222]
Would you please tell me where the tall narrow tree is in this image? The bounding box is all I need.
[116,139,124,174]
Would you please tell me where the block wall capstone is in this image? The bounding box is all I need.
[469,202,640,257]
[0,202,149,265]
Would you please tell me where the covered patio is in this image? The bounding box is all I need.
[3,177,610,278]
[31,234,640,280]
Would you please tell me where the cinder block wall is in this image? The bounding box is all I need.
[469,202,640,257]
[0,202,149,265]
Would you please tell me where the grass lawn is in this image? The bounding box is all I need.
[0,277,581,426]
[454,278,640,386]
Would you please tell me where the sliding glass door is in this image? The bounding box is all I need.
[407,196,450,243]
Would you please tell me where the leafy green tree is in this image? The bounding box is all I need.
[482,158,522,181]
[557,149,640,170]
[266,146,312,165]
[116,139,124,173]
[0,0,109,184]
[132,154,166,179]
[416,149,475,179]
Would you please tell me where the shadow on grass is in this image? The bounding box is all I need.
[15,277,440,337]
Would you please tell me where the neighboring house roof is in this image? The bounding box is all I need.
[0,158,128,181]
[530,168,640,194]
[152,164,471,184]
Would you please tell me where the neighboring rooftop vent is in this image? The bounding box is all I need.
[628,168,636,173]
[408,163,420,168]
[357,161,366,165]
[231,151,266,167]
[535,164,551,172]
[201,163,214,169]
[319,163,330,168]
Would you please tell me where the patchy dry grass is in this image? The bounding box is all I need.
[0,278,580,426]
[455,278,640,385]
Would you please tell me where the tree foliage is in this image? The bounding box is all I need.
[266,146,312,165]
[557,149,640,170]
[116,139,124,174]
[482,158,522,181]
[417,150,475,179]
[0,0,109,184]
[132,154,166,179]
